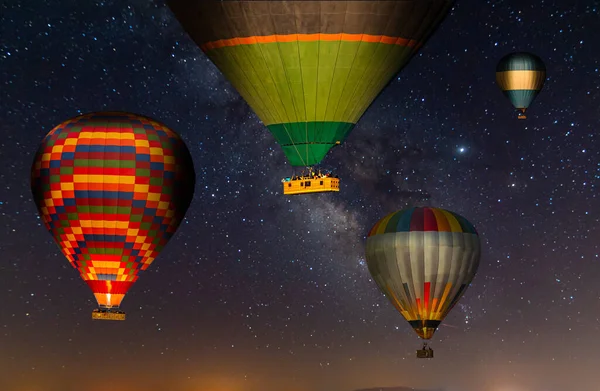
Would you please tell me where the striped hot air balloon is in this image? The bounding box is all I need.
[167,0,454,175]
[365,207,481,357]
[496,52,546,120]
[31,112,196,320]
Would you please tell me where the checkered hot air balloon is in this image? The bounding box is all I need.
[496,52,546,120]
[167,0,455,174]
[365,207,481,358]
[31,112,196,321]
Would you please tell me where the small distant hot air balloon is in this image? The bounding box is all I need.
[496,52,546,120]
[167,0,455,195]
[365,207,481,358]
[31,112,196,321]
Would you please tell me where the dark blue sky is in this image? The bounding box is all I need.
[1,1,599,390]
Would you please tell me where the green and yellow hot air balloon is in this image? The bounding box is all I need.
[496,52,546,120]
[168,0,455,194]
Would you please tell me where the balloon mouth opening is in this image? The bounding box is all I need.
[518,108,527,119]
[92,291,127,308]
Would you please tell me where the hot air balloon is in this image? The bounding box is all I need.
[167,0,455,194]
[31,112,196,321]
[496,52,546,120]
[365,207,481,358]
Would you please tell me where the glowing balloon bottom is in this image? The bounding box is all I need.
[87,280,133,321]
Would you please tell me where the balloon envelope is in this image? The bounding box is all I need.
[168,0,454,167]
[31,112,195,309]
[365,207,480,339]
[496,52,546,116]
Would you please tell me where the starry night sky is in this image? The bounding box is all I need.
[1,1,600,391]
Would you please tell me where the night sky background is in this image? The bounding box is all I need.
[1,1,600,391]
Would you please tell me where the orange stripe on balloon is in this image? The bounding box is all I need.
[368,211,392,236]
[367,221,380,236]
[430,298,440,320]
[433,282,452,316]
[416,298,423,320]
[431,208,451,232]
[385,285,405,313]
[439,209,462,232]
[201,33,419,52]
[386,284,417,320]
[436,283,453,315]
[374,211,397,235]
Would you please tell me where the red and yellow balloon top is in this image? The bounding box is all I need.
[31,112,195,311]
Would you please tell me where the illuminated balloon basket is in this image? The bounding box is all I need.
[92,308,126,321]
[282,170,340,195]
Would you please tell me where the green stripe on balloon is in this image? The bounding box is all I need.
[496,52,546,72]
[267,121,353,166]
[502,89,541,109]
